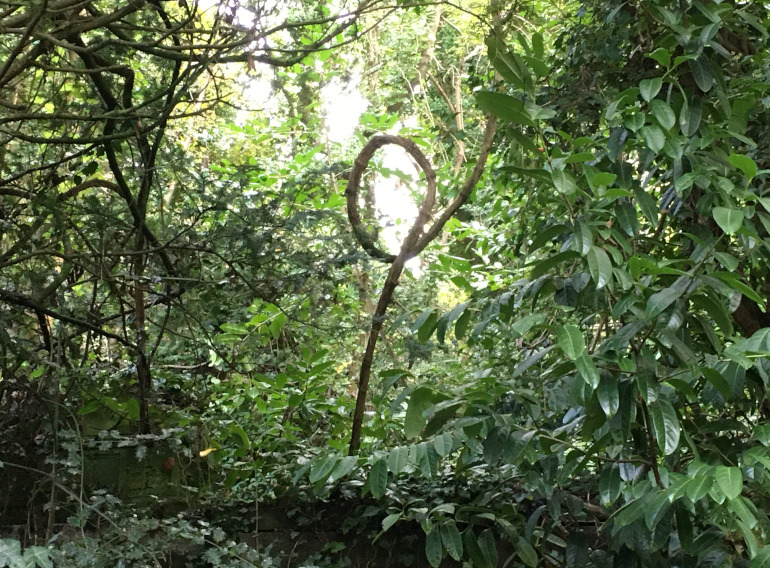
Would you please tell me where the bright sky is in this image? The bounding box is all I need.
[321,79,422,272]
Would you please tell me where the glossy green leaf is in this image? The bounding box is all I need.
[650,100,676,130]
[436,302,468,344]
[689,55,714,92]
[650,399,680,455]
[556,324,585,359]
[599,465,622,505]
[597,374,619,418]
[454,308,471,340]
[647,48,671,67]
[413,309,438,343]
[328,456,358,483]
[531,250,581,278]
[640,78,662,102]
[715,465,743,500]
[713,207,744,234]
[640,125,665,153]
[587,245,612,289]
[729,153,758,180]
[680,98,702,136]
[615,202,639,236]
[634,187,659,225]
[646,287,684,318]
[575,351,600,388]
[433,432,453,457]
[528,224,569,255]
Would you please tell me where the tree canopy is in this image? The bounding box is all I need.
[2,0,770,567]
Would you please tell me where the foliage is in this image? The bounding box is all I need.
[2,0,770,567]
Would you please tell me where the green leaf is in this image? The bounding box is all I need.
[600,466,623,509]
[531,250,581,278]
[369,458,388,498]
[597,374,619,418]
[647,48,671,68]
[684,472,713,502]
[640,78,662,102]
[0,539,22,567]
[517,537,539,567]
[572,221,593,255]
[309,454,339,484]
[615,202,639,236]
[640,125,665,153]
[455,309,471,340]
[715,465,743,500]
[634,187,659,225]
[22,546,52,568]
[575,351,600,388]
[528,224,569,254]
[405,387,434,438]
[532,32,544,59]
[587,246,612,289]
[382,512,402,532]
[440,522,463,561]
[413,308,438,343]
[476,92,533,125]
[729,154,758,180]
[689,55,714,92]
[556,324,586,359]
[649,100,676,130]
[425,529,443,568]
[650,399,680,455]
[474,529,498,568]
[701,367,732,401]
[388,446,410,474]
[713,207,744,234]
[436,302,468,344]
[328,456,358,483]
[433,432,453,457]
[551,168,577,194]
[646,287,684,318]
[680,98,702,136]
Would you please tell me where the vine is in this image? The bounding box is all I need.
[346,118,497,454]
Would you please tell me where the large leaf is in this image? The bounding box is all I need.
[551,168,577,194]
[650,399,680,455]
[405,387,434,438]
[556,324,586,359]
[597,374,619,418]
[476,92,534,125]
[640,77,662,101]
[646,287,684,318]
[715,465,743,500]
[713,207,744,234]
[587,246,612,289]
[425,530,443,568]
[440,522,463,561]
[729,153,758,180]
[369,458,388,498]
[640,125,665,153]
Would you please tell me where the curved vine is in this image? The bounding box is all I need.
[347,117,497,455]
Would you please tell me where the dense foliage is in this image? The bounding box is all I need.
[1,0,770,567]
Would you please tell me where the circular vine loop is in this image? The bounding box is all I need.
[345,135,437,262]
